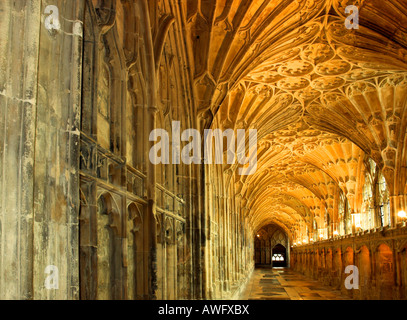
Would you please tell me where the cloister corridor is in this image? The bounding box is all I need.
[2,0,407,301]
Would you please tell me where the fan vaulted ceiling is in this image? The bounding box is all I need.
[182,0,407,235]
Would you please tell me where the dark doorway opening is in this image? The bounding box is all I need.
[272,244,287,267]
[254,224,289,268]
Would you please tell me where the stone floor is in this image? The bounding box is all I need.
[240,267,348,300]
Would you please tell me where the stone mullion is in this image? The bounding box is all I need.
[233,207,238,284]
[188,170,195,299]
[232,198,236,284]
[225,195,231,292]
[390,195,399,227]
[119,193,127,300]
[230,198,234,285]
[221,194,229,293]
[223,195,228,292]
[218,193,223,297]
[236,206,241,280]
[242,210,249,274]
[205,177,213,299]
[240,211,244,273]
[79,178,98,300]
[235,200,239,283]
[232,207,236,283]
[191,114,206,300]
[394,244,402,299]
[230,207,234,285]
[146,104,158,300]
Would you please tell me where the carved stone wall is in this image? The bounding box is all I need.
[78,0,197,300]
[291,227,407,300]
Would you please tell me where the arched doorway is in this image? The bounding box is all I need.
[272,244,287,267]
[255,224,289,268]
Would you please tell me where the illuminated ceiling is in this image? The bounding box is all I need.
[182,0,407,235]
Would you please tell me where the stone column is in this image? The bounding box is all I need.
[0,0,42,300]
[394,246,402,299]
[145,96,158,299]
[0,0,85,300]
[32,0,85,300]
[390,195,403,227]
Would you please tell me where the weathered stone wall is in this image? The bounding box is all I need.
[0,0,41,300]
[0,0,84,300]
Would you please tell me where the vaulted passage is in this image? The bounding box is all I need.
[2,0,407,300]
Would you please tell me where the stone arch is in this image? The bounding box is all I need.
[254,238,261,264]
[314,249,320,274]
[376,243,395,299]
[81,0,98,137]
[326,248,333,273]
[96,192,121,300]
[270,229,288,248]
[357,245,371,299]
[127,203,145,300]
[320,249,326,270]
[343,246,354,267]
[333,248,342,288]
[399,244,407,299]
[255,224,289,267]
[272,243,287,267]
[309,250,315,278]
[260,239,266,264]
[176,221,187,299]
[164,217,176,299]
[341,246,355,297]
[155,212,164,299]
[79,185,96,300]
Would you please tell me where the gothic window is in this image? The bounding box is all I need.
[96,194,116,300]
[128,203,144,300]
[345,197,352,235]
[339,192,345,235]
[362,171,374,230]
[272,254,284,261]
[272,243,287,267]
[377,173,390,227]
[327,213,331,238]
[98,64,110,120]
[96,59,112,150]
[369,158,377,177]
